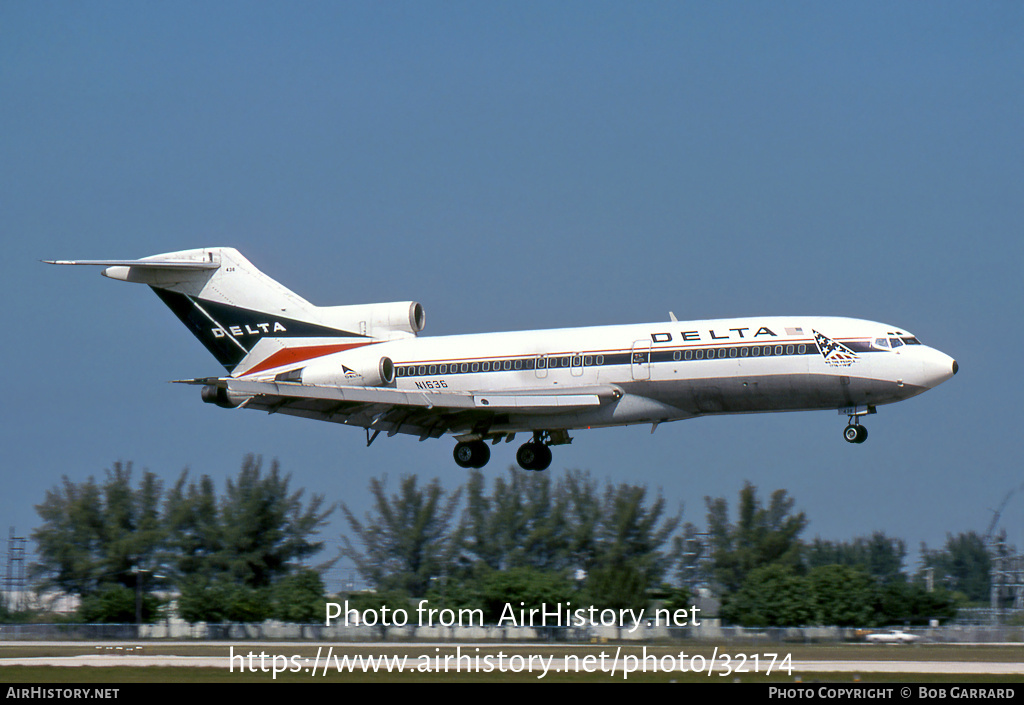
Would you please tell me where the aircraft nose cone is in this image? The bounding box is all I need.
[910,348,958,390]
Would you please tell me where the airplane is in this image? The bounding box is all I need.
[47,247,958,471]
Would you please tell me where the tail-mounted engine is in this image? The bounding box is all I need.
[318,301,425,339]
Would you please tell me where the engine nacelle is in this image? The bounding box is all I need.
[317,301,425,339]
[300,354,396,388]
[201,384,249,409]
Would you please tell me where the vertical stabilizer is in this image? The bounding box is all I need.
[47,247,424,373]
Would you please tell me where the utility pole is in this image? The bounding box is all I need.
[133,566,148,635]
[5,527,26,612]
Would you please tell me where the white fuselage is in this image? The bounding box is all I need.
[273,315,957,436]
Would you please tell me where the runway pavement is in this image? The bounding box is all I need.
[2,641,1023,675]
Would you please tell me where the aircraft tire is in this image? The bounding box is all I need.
[515,443,536,470]
[454,442,473,468]
[456,440,483,467]
[454,441,490,468]
[517,442,552,471]
[532,443,552,471]
[844,425,868,444]
[470,441,490,468]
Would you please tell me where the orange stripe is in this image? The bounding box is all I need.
[244,342,376,375]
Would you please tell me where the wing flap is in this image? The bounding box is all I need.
[181,377,619,412]
[177,378,623,436]
[190,379,621,411]
[225,379,478,409]
[473,393,604,409]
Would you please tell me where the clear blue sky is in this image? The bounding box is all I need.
[3,2,1021,588]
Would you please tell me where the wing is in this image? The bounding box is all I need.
[179,378,623,441]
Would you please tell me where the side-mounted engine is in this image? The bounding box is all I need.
[297,347,397,388]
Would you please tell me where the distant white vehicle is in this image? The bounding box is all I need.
[865,629,920,644]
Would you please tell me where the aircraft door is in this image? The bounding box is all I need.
[570,352,584,377]
[631,341,651,380]
[535,354,548,379]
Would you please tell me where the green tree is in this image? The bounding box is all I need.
[582,480,681,610]
[271,569,328,623]
[31,475,104,597]
[218,455,334,588]
[721,564,811,627]
[342,470,684,614]
[477,566,576,624]
[920,531,991,603]
[33,456,333,624]
[873,580,958,625]
[78,584,163,624]
[177,574,228,624]
[560,470,601,573]
[170,456,334,624]
[706,482,807,597]
[462,469,569,572]
[459,469,681,610]
[31,462,166,621]
[162,472,222,582]
[341,474,463,596]
[807,564,874,626]
[806,532,907,586]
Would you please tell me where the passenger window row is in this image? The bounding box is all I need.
[395,341,838,377]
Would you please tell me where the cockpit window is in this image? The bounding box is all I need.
[889,337,904,348]
[901,336,921,345]
[873,338,889,349]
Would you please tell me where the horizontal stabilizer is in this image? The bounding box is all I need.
[44,258,220,270]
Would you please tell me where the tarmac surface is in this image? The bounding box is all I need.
[2,642,1023,675]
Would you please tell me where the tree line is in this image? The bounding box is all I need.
[24,457,1001,627]
[340,473,997,627]
[341,469,684,623]
[29,456,333,623]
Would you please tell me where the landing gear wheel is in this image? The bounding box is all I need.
[843,424,868,444]
[453,440,490,468]
[516,442,552,471]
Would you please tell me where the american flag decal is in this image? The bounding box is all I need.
[813,330,858,367]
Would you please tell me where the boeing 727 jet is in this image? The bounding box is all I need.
[47,247,958,471]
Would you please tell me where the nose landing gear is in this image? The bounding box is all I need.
[843,422,868,444]
[841,405,874,444]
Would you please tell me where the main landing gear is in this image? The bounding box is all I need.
[453,430,566,471]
